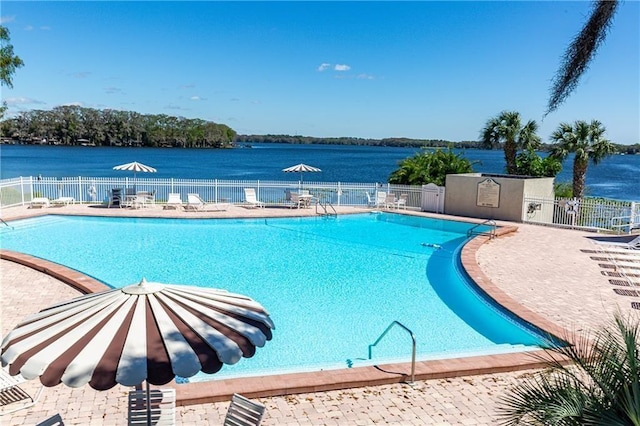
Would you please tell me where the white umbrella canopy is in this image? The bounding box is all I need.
[113,161,157,174]
[1,279,274,391]
[282,163,322,184]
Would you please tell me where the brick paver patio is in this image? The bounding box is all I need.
[1,204,638,424]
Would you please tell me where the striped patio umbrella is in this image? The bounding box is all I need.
[282,163,322,184]
[113,161,157,188]
[1,278,274,391]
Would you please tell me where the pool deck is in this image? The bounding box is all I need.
[1,203,638,425]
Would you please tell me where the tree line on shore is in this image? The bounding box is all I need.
[0,105,236,148]
[2,107,638,155]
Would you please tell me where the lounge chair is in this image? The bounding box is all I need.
[30,197,50,208]
[51,197,74,206]
[375,191,386,208]
[164,193,183,210]
[36,413,64,426]
[128,388,175,426]
[186,193,228,211]
[0,369,44,416]
[594,235,640,250]
[243,188,265,209]
[223,393,266,426]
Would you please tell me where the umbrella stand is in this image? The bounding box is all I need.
[145,381,151,426]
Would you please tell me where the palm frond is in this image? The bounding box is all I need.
[545,0,619,115]
[497,313,640,425]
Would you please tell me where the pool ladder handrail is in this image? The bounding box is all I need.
[368,320,416,383]
[466,219,496,239]
[0,217,12,229]
[316,200,337,217]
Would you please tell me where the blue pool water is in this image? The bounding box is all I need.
[0,213,549,379]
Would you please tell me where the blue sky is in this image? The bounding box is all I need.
[1,1,638,144]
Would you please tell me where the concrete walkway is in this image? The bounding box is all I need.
[1,204,638,424]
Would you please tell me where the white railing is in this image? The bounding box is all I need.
[523,196,637,233]
[0,176,425,210]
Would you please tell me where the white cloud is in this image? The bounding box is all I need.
[62,101,84,107]
[334,64,351,71]
[317,63,331,72]
[357,73,375,80]
[24,25,34,31]
[4,97,45,105]
[164,104,187,111]
[104,87,123,94]
[72,71,91,79]
[190,96,201,101]
[0,16,15,24]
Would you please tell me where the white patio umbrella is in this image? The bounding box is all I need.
[1,278,274,392]
[113,161,157,189]
[282,163,322,184]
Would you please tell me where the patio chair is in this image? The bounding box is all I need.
[395,193,408,210]
[223,393,266,426]
[384,193,397,209]
[164,193,183,210]
[289,192,304,209]
[243,188,265,209]
[30,197,50,208]
[0,368,44,416]
[375,191,386,208]
[128,388,175,426]
[108,188,123,208]
[365,192,377,208]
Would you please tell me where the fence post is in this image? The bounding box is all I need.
[78,177,83,203]
[23,176,28,205]
[337,182,342,206]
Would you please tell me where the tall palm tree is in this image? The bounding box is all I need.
[550,120,614,199]
[546,1,620,115]
[480,111,541,175]
[497,313,640,425]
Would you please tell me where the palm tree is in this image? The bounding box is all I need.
[550,120,614,199]
[546,1,620,115]
[480,111,541,175]
[497,313,640,425]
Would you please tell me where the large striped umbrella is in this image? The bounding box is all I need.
[1,278,274,391]
[282,163,321,184]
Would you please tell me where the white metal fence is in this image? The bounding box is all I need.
[523,196,639,233]
[0,176,425,210]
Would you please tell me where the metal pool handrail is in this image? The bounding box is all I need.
[368,320,416,383]
[466,219,496,239]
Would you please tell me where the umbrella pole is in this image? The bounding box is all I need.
[146,381,151,426]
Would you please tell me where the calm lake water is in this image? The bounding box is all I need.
[1,143,638,201]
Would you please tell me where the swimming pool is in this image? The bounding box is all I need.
[0,213,549,380]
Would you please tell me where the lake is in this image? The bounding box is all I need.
[1,143,638,201]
